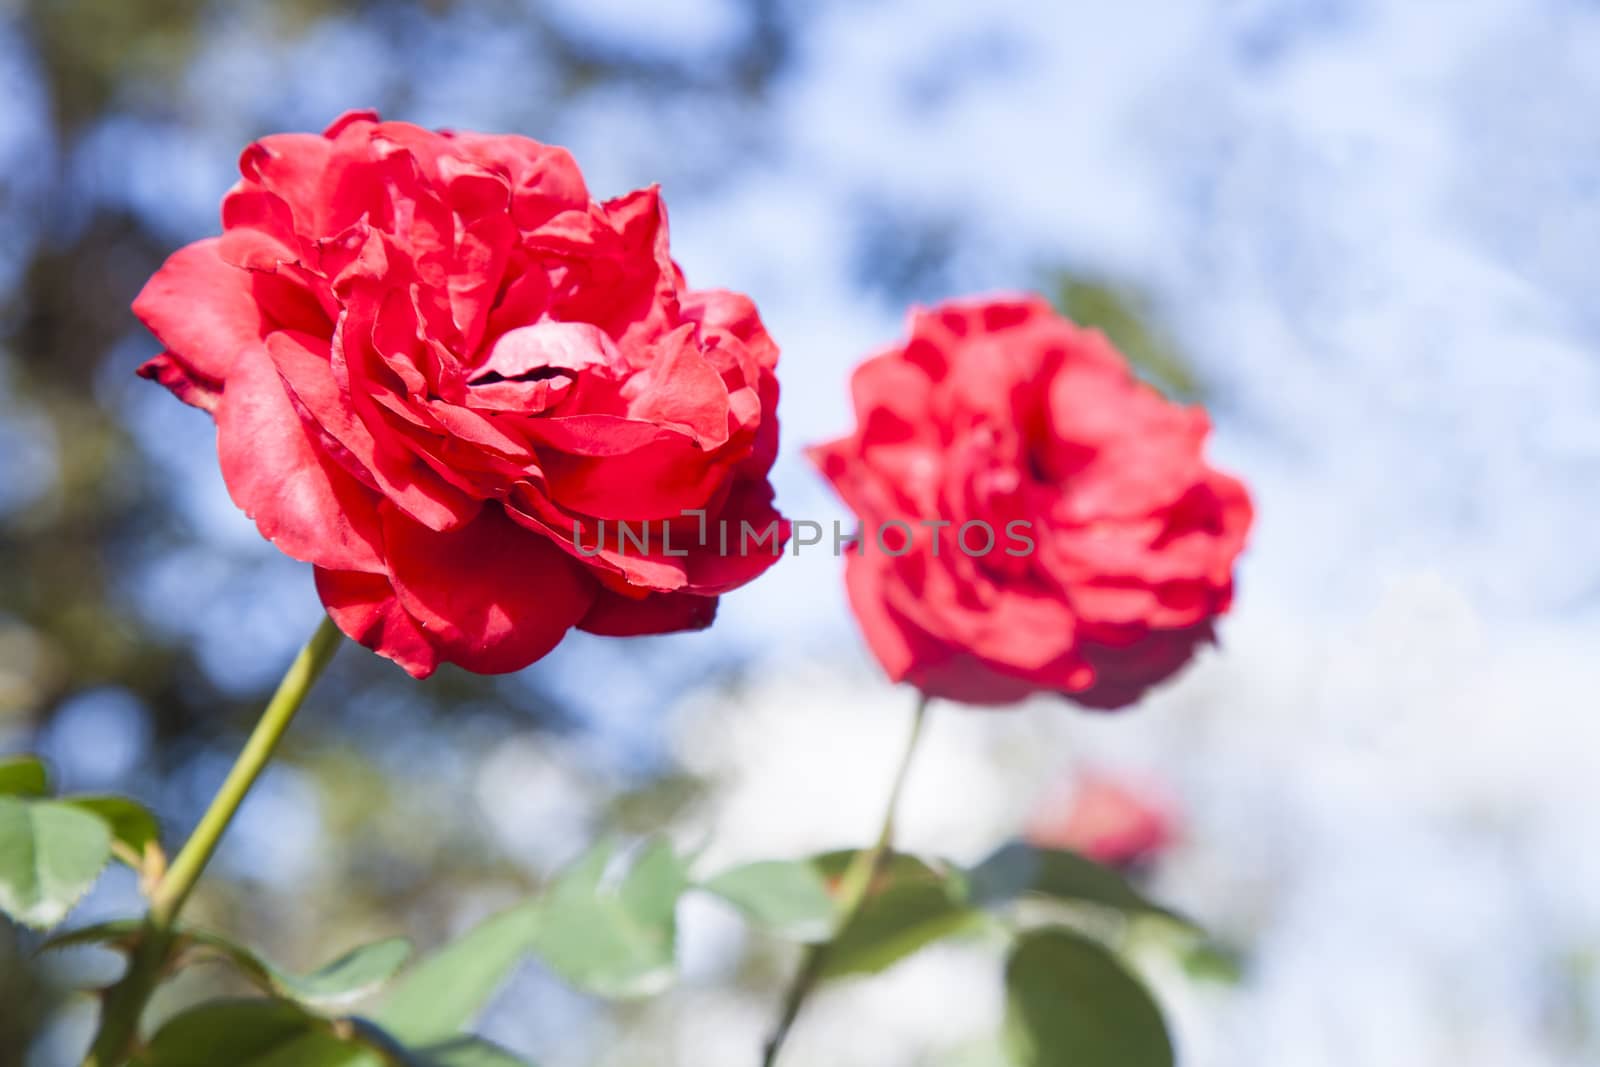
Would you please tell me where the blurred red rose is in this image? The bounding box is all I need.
[809,295,1250,708]
[1027,773,1177,869]
[135,111,785,677]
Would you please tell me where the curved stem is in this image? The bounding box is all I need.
[761,692,931,1067]
[150,615,342,923]
[81,615,343,1067]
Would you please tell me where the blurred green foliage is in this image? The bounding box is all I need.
[1048,274,1204,402]
[25,0,206,127]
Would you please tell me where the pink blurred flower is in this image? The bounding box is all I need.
[1027,772,1178,869]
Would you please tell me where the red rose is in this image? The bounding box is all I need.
[135,111,785,677]
[809,296,1250,708]
[1027,773,1177,870]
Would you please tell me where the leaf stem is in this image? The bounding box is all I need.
[761,692,931,1067]
[80,615,343,1067]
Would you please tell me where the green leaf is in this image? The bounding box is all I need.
[134,1000,376,1067]
[937,1035,1019,1067]
[529,838,690,999]
[1004,928,1174,1067]
[1050,276,1202,401]
[407,1036,533,1067]
[0,796,112,928]
[811,849,952,889]
[701,860,838,941]
[619,838,689,931]
[344,1020,534,1067]
[968,844,1191,928]
[162,929,408,1008]
[0,756,49,797]
[39,920,409,1008]
[812,850,982,978]
[204,936,413,1009]
[286,939,413,1005]
[823,881,980,978]
[138,1003,537,1067]
[64,795,161,862]
[376,904,540,1044]
[1182,938,1245,985]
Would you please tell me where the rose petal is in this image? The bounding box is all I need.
[315,567,440,678]
[382,503,597,673]
[136,353,222,413]
[623,325,732,448]
[216,343,385,573]
[272,329,481,532]
[449,133,590,228]
[132,237,263,386]
[238,132,335,235]
[578,588,717,636]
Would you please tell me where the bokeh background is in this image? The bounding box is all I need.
[3,0,1600,1064]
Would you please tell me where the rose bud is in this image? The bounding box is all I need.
[1027,773,1177,870]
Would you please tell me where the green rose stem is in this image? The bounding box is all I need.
[761,692,931,1067]
[81,615,345,1067]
